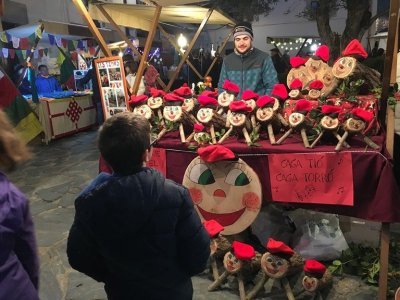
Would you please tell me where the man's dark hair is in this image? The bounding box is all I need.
[99,112,150,175]
[38,64,47,71]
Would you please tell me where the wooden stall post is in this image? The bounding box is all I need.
[96,4,166,90]
[132,4,162,95]
[71,0,112,57]
[166,8,214,91]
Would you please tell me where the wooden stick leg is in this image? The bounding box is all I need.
[362,135,380,150]
[277,113,288,127]
[225,110,231,128]
[218,126,233,144]
[157,109,164,126]
[251,115,257,129]
[157,128,167,139]
[179,123,186,143]
[301,128,310,148]
[281,278,296,300]
[310,131,324,148]
[208,271,229,291]
[210,256,219,281]
[378,223,390,300]
[267,124,276,144]
[246,274,267,300]
[217,108,224,115]
[210,124,217,144]
[334,132,351,148]
[276,128,293,144]
[255,124,261,134]
[238,275,246,300]
[185,131,195,143]
[242,128,252,145]
[335,131,349,151]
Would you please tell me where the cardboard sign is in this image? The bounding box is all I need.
[147,147,166,176]
[268,152,353,206]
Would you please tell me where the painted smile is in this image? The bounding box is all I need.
[197,206,246,227]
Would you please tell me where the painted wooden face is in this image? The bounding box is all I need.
[229,111,247,127]
[289,89,302,99]
[133,104,153,120]
[308,89,321,99]
[320,115,339,130]
[261,252,289,279]
[302,276,319,292]
[256,107,274,122]
[322,68,336,90]
[163,105,182,121]
[287,66,311,89]
[218,92,235,107]
[332,56,356,79]
[182,158,262,235]
[223,251,242,274]
[148,96,163,109]
[305,58,323,74]
[245,99,256,111]
[344,118,365,133]
[197,108,214,124]
[289,112,305,127]
[182,98,195,112]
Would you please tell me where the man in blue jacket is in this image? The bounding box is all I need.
[35,64,62,94]
[218,22,278,97]
[67,113,210,300]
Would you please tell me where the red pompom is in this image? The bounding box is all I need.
[197,145,236,163]
[271,84,288,100]
[321,105,342,115]
[129,94,148,106]
[342,39,368,59]
[232,241,255,260]
[290,56,307,68]
[150,87,166,98]
[256,95,275,108]
[173,85,192,97]
[290,79,303,90]
[266,238,294,255]
[351,107,374,122]
[229,100,252,112]
[222,79,240,94]
[314,45,330,62]
[294,99,312,112]
[198,95,218,107]
[194,123,205,132]
[304,260,326,276]
[201,90,218,98]
[241,90,259,101]
[309,80,324,90]
[164,93,184,103]
[203,219,224,237]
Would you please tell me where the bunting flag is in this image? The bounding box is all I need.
[15,50,23,61]
[19,37,29,49]
[58,50,75,89]
[82,40,87,50]
[11,36,20,48]
[77,40,83,49]
[2,48,8,58]
[34,49,39,59]
[48,34,55,46]
[9,49,15,59]
[43,48,48,56]
[28,33,36,47]
[55,36,63,48]
[0,69,42,143]
[35,25,43,39]
[0,31,7,42]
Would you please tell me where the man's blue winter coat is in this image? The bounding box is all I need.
[67,167,210,300]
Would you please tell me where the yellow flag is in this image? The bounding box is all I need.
[0,32,8,43]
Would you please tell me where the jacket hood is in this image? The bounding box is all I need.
[75,168,164,233]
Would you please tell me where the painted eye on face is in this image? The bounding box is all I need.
[267,257,273,263]
[189,163,215,185]
[225,168,250,186]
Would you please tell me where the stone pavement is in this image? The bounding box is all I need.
[7,130,379,300]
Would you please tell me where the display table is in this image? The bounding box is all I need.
[38,94,96,143]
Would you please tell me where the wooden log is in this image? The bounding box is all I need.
[157,109,164,126]
[208,271,229,291]
[218,126,233,143]
[281,278,296,300]
[238,275,246,300]
[210,256,219,281]
[277,113,289,127]
[335,130,349,151]
[157,128,167,140]
[185,131,195,143]
[210,124,217,144]
[267,124,276,145]
[276,128,293,144]
[310,131,324,148]
[300,128,310,148]
[242,127,252,145]
[362,135,380,150]
[246,273,267,300]
[333,132,351,148]
[179,123,186,143]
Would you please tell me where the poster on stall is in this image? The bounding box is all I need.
[95,56,129,120]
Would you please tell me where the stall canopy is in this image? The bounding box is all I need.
[88,2,236,32]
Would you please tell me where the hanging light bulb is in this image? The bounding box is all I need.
[118,48,123,57]
[177,33,188,53]
[210,43,216,58]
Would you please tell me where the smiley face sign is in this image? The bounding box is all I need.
[302,275,319,292]
[133,104,153,120]
[182,157,262,235]
[261,252,289,279]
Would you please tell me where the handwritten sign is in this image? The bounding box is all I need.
[147,147,166,176]
[268,152,353,206]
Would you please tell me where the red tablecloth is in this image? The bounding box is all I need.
[100,131,400,222]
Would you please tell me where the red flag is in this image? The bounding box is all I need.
[19,38,29,49]
[0,70,20,108]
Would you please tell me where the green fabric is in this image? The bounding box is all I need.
[3,95,32,126]
[60,54,75,84]
[28,68,39,103]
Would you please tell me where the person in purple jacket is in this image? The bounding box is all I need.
[0,110,39,300]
